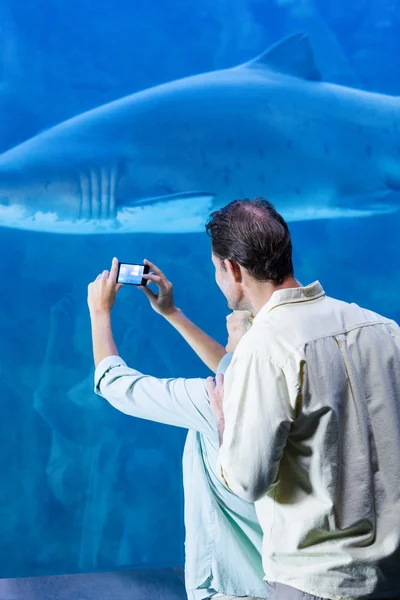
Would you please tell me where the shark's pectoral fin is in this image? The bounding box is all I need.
[78,165,118,220]
[126,190,216,208]
[241,32,322,82]
[336,189,400,216]
[281,191,400,223]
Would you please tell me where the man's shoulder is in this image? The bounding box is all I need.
[234,295,398,367]
[325,295,396,327]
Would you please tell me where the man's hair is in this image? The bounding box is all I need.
[206,197,294,284]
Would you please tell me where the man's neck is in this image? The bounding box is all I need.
[248,276,301,315]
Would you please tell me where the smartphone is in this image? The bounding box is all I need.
[117,262,150,286]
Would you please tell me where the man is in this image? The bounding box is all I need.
[87,259,266,600]
[206,197,400,600]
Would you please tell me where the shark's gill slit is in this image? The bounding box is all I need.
[109,164,118,220]
[100,167,110,219]
[90,168,101,219]
[79,171,91,220]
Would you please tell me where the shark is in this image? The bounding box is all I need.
[0,32,399,234]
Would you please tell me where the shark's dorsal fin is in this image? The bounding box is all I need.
[242,32,322,81]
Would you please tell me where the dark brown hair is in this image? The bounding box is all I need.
[206,197,294,284]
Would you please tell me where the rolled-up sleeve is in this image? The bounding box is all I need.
[217,350,292,502]
[95,355,218,439]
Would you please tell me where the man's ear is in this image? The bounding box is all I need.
[224,259,242,283]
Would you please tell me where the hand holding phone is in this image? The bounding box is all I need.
[138,259,177,317]
[117,262,150,286]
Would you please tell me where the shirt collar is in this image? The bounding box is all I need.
[254,281,325,321]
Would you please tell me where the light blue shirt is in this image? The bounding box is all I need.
[94,353,268,599]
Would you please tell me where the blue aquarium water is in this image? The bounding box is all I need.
[0,0,399,579]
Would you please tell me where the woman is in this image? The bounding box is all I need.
[88,258,266,600]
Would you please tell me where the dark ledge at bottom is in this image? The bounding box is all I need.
[0,567,187,600]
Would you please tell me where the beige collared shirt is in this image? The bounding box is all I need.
[218,281,400,599]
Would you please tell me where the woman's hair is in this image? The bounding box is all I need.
[242,311,254,333]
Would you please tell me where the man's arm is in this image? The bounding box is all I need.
[216,350,292,502]
[140,259,226,373]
